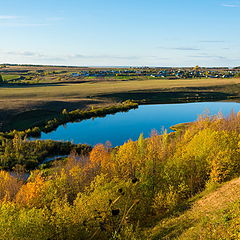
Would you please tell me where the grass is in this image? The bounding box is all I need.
[1,78,240,100]
[2,74,20,81]
[6,109,60,130]
[147,178,240,240]
[0,98,115,131]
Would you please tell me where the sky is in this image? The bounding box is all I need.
[0,0,239,67]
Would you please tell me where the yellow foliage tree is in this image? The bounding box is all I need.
[114,140,139,178]
[15,175,45,207]
[89,144,111,173]
[0,171,22,201]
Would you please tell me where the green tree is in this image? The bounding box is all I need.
[0,74,4,83]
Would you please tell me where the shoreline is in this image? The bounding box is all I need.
[1,100,139,138]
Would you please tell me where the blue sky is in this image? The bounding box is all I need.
[0,0,239,67]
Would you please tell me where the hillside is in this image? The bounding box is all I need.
[1,112,240,239]
[149,178,240,239]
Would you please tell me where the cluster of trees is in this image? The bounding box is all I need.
[1,112,240,239]
[0,134,91,170]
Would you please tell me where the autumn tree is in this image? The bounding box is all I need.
[89,144,111,174]
[15,174,45,207]
[114,140,140,179]
[0,171,22,201]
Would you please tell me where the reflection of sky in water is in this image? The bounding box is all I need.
[40,102,240,147]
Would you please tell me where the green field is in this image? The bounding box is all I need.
[2,74,20,81]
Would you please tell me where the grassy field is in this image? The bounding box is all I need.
[1,78,240,100]
[2,74,20,81]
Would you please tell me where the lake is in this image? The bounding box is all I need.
[40,102,240,146]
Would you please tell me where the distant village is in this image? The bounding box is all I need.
[0,64,240,84]
[71,66,240,79]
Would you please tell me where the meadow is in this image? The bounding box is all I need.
[1,74,20,82]
[1,78,240,100]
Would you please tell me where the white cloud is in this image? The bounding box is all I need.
[2,50,162,62]
[5,50,45,58]
[200,40,225,43]
[0,15,55,27]
[222,4,240,7]
[0,15,19,20]
[189,55,228,60]
[0,23,50,27]
[158,47,200,51]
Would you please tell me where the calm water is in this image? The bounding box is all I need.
[40,102,240,146]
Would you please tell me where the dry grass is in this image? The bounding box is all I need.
[148,178,240,240]
[191,178,240,216]
[1,78,240,100]
[0,98,114,130]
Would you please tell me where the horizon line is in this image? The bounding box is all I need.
[0,63,239,69]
